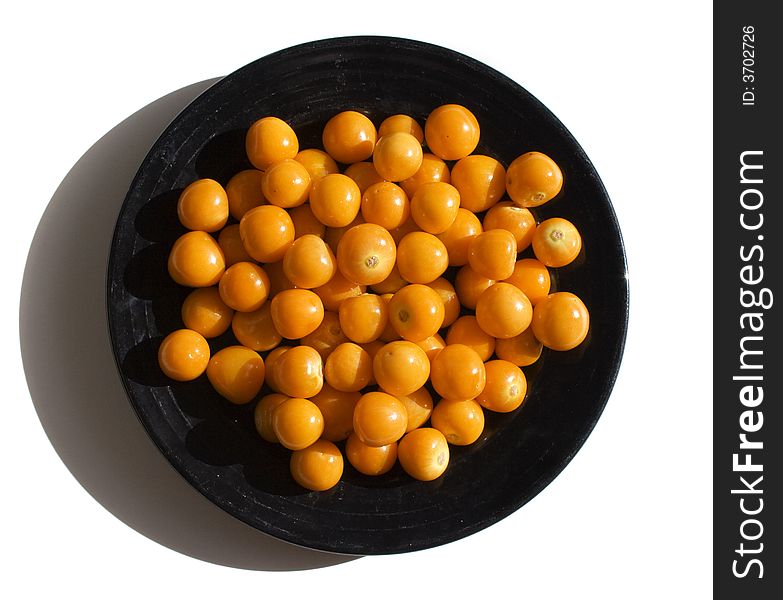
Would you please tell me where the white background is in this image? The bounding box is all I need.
[2,1,712,598]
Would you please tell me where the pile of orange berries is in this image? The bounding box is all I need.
[157,104,590,491]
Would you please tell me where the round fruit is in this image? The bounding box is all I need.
[388,284,445,342]
[300,311,348,360]
[400,153,450,198]
[290,439,344,491]
[483,201,536,251]
[158,329,210,381]
[396,231,448,284]
[217,224,253,266]
[373,132,423,182]
[273,397,324,450]
[428,277,460,328]
[397,386,434,432]
[339,293,388,344]
[531,292,590,351]
[322,110,377,164]
[282,234,336,289]
[353,391,408,447]
[494,327,544,366]
[226,169,266,221]
[344,161,384,194]
[410,182,460,234]
[532,217,582,267]
[314,271,366,312]
[424,104,480,160]
[468,229,517,280]
[261,158,311,208]
[231,302,282,352]
[450,155,505,213]
[506,151,563,207]
[336,223,396,285]
[218,261,270,312]
[206,346,265,404]
[397,428,449,481]
[270,288,324,339]
[309,173,362,228]
[504,258,551,305]
[181,287,233,338]
[311,385,361,442]
[436,208,482,266]
[254,393,289,443]
[454,265,495,310]
[361,181,410,230]
[445,315,496,361]
[373,340,430,396]
[477,360,527,413]
[177,178,229,232]
[168,231,225,287]
[475,282,533,339]
[345,434,398,476]
[324,342,373,392]
[294,148,339,181]
[378,114,424,142]
[288,203,326,239]
[430,344,486,401]
[239,205,295,263]
[274,345,324,398]
[246,116,298,170]
[431,399,485,445]
[264,345,292,392]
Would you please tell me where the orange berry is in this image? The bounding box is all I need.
[273,397,324,450]
[345,434,397,476]
[336,223,396,285]
[323,213,366,255]
[373,340,430,396]
[396,231,448,284]
[445,315,496,361]
[475,282,533,339]
[274,345,324,398]
[531,292,590,351]
[311,385,361,442]
[483,201,536,251]
[436,208,483,266]
[468,229,517,280]
[264,345,292,392]
[388,216,421,245]
[397,386,434,432]
[231,302,282,351]
[506,151,563,207]
[353,391,408,447]
[430,344,486,401]
[369,262,407,295]
[477,360,527,413]
[531,217,582,267]
[168,231,225,287]
[398,428,449,481]
[261,158,311,208]
[217,224,253,267]
[270,288,324,339]
[288,203,326,239]
[339,293,388,344]
[177,178,229,232]
[361,182,410,230]
[158,329,210,381]
[206,346,265,404]
[300,311,348,360]
[226,169,266,221]
[294,148,339,181]
[388,284,445,342]
[415,333,446,363]
[378,293,402,343]
[309,173,362,228]
[428,277,460,328]
[400,153,451,198]
[431,398,485,445]
[495,327,544,366]
[324,342,373,392]
[454,265,495,310]
[218,261,270,312]
[344,161,384,194]
[254,393,289,443]
[450,155,505,213]
[290,439,344,491]
[424,104,480,161]
[503,258,551,305]
[378,114,424,143]
[264,260,297,297]
[181,287,234,338]
[282,234,336,289]
[246,116,298,170]
[322,110,377,164]
[313,270,365,312]
[410,182,460,234]
[239,205,295,263]
[373,132,423,181]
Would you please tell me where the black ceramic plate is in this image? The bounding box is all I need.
[107,36,628,555]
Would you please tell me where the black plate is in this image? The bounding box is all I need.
[107,36,628,555]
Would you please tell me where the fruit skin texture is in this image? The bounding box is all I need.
[431,398,485,445]
[324,342,373,392]
[346,434,398,476]
[430,344,487,401]
[270,289,325,340]
[378,114,424,143]
[505,151,563,208]
[282,234,336,289]
[336,223,397,285]
[309,173,362,228]
[290,439,344,491]
[400,153,450,198]
[261,158,312,209]
[177,178,229,232]
[388,284,445,343]
[168,231,226,288]
[477,360,528,413]
[410,182,460,234]
[218,261,271,312]
[372,132,424,182]
[353,391,408,447]
[273,396,324,450]
[454,265,495,310]
[468,229,517,280]
[300,311,348,360]
[218,224,254,266]
[206,346,265,404]
[273,345,324,398]
[314,271,365,312]
[494,327,543,367]
[254,393,289,443]
[445,315,495,362]
[397,428,449,481]
[294,148,339,181]
[532,217,582,268]
[231,302,282,352]
[450,155,506,213]
[239,205,295,263]
[503,258,551,305]
[483,201,536,251]
[322,110,377,164]
[344,161,385,194]
[361,181,410,230]
[373,340,430,397]
[531,292,590,351]
[396,231,448,284]
[436,208,482,267]
[226,170,266,221]
[246,116,299,170]
[475,283,533,339]
[310,385,361,442]
[424,104,480,161]
[158,329,210,382]
[339,293,388,344]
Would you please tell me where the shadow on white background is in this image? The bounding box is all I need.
[19,79,358,571]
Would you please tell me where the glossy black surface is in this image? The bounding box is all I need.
[107,36,628,555]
